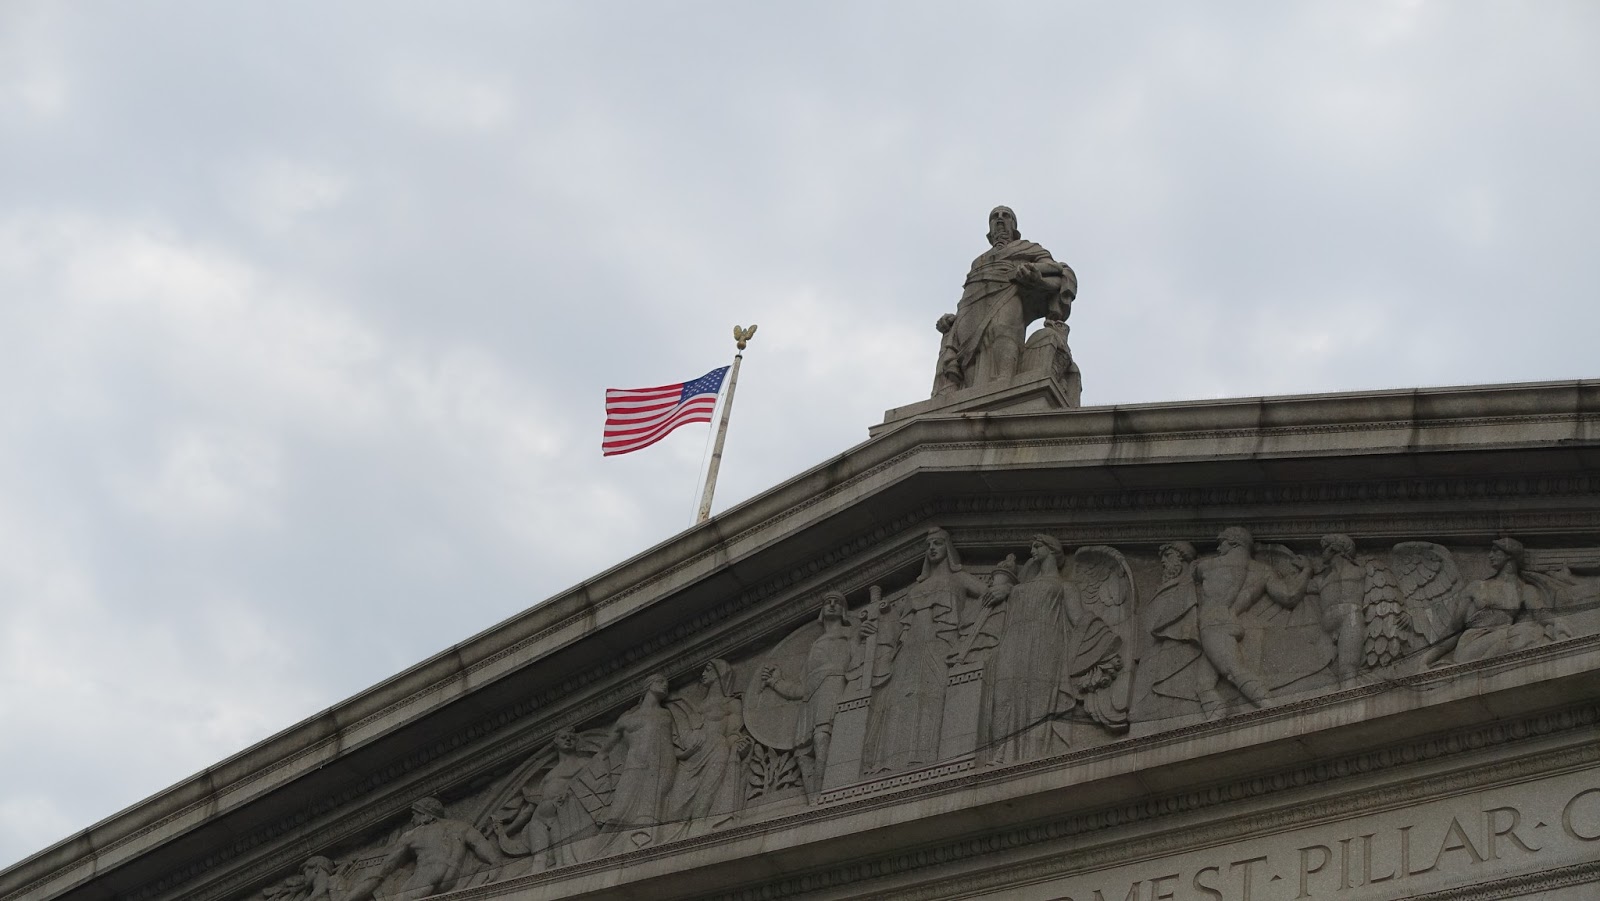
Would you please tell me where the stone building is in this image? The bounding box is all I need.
[5,211,1600,901]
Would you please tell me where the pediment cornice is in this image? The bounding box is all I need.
[8,379,1600,901]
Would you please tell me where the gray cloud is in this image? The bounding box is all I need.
[1,0,1597,866]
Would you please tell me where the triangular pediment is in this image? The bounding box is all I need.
[9,381,1600,901]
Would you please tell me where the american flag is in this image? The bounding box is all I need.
[602,367,730,456]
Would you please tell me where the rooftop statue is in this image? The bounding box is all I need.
[932,206,1077,398]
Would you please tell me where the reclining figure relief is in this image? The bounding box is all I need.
[1382,536,1580,667]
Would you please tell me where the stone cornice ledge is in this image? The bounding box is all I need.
[6,379,1598,900]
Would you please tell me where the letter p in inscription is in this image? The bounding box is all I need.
[1297,844,1330,899]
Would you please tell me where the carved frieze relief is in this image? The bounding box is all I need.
[232,523,1600,901]
[138,472,1600,901]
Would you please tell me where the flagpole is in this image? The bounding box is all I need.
[697,325,756,523]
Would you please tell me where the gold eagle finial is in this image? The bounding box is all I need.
[733,324,758,351]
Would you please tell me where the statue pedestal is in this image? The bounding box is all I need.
[870,367,1082,438]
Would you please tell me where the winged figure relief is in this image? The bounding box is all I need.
[1383,537,1588,668]
[973,536,1133,766]
[1073,545,1131,627]
[1063,545,1136,733]
[1386,541,1470,663]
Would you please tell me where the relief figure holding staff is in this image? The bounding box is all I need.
[860,528,979,775]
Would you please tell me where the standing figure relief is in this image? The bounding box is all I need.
[860,528,982,775]
[753,591,859,800]
[973,535,1072,766]
[1304,534,1384,689]
[664,660,751,831]
[1191,527,1321,712]
[483,729,609,872]
[1130,541,1203,722]
[596,673,678,848]
[970,537,1134,767]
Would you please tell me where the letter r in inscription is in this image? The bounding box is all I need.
[1484,806,1540,857]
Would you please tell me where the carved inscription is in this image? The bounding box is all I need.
[1004,769,1600,901]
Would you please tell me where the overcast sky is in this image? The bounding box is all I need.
[2,0,1598,868]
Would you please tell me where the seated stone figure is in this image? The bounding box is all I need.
[1454,537,1570,662]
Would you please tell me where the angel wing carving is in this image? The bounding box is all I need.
[1070,545,1134,627]
[1065,545,1137,732]
[1359,558,1408,669]
[1390,541,1469,651]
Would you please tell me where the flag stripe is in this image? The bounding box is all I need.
[602,409,716,455]
[602,410,715,454]
[601,366,729,457]
[602,397,718,439]
[601,392,675,404]
[602,395,715,425]
[605,382,691,398]
[603,398,717,439]
[603,397,681,415]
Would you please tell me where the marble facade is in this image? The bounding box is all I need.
[4,377,1600,901]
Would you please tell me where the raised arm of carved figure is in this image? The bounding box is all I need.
[341,835,413,901]
[1517,568,1572,640]
[1261,547,1312,608]
[464,822,503,867]
[759,663,804,701]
